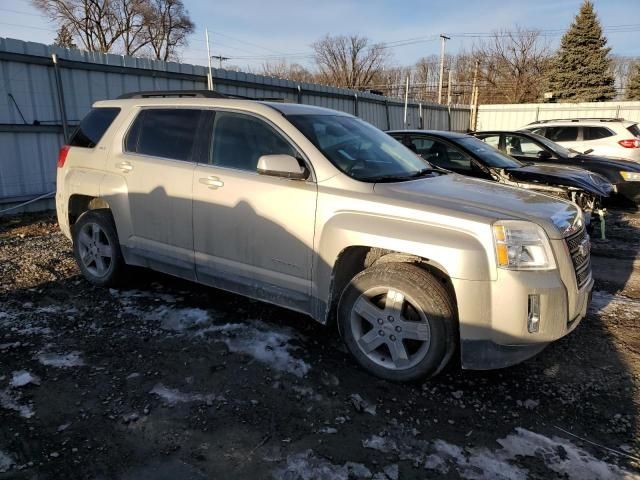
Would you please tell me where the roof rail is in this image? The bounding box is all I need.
[528,117,625,125]
[116,90,288,103]
[117,90,230,99]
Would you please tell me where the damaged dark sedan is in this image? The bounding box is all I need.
[387,130,613,218]
[472,130,640,205]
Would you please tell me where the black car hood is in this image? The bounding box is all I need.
[503,163,613,197]
[573,154,640,172]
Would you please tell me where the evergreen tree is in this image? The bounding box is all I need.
[546,0,616,102]
[627,64,640,100]
[53,25,77,49]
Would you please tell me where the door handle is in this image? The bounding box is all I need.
[199,176,224,189]
[116,161,133,173]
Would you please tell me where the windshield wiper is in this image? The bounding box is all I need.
[362,167,434,182]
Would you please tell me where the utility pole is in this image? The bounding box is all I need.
[470,59,480,131]
[403,75,410,127]
[437,34,450,104]
[446,68,452,106]
[211,55,230,69]
[205,28,213,91]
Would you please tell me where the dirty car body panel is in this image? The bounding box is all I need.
[57,98,593,375]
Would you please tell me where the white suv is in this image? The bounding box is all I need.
[523,118,640,162]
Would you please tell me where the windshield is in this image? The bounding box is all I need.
[525,131,576,157]
[456,136,523,169]
[286,114,432,181]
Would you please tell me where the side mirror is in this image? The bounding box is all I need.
[536,150,552,159]
[257,154,308,180]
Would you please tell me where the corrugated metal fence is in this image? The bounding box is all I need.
[476,101,640,131]
[0,38,470,212]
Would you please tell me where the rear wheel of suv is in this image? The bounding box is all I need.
[72,209,125,287]
[338,263,456,382]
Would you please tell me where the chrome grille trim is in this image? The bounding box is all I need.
[565,227,592,289]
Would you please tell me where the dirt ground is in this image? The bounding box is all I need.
[0,210,639,480]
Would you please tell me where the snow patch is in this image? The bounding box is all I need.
[430,439,528,480]
[363,427,638,480]
[0,450,14,473]
[37,351,84,368]
[10,370,40,388]
[145,306,210,332]
[206,321,310,377]
[0,389,34,418]
[590,290,640,318]
[272,450,372,480]
[150,383,218,405]
[498,427,637,480]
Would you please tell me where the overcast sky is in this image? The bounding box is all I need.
[0,0,637,69]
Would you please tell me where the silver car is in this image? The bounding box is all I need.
[56,93,592,382]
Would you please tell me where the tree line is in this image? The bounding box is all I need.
[256,1,640,104]
[36,0,640,102]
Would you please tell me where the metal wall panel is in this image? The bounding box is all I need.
[476,102,640,131]
[0,37,470,211]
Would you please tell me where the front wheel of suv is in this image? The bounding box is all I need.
[338,263,456,382]
[72,209,125,287]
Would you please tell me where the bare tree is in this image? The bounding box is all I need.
[32,0,193,60]
[612,55,640,99]
[312,34,389,89]
[33,0,124,52]
[473,27,551,104]
[114,0,149,56]
[143,0,194,61]
[259,60,315,83]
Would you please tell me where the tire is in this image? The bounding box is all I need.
[338,263,456,382]
[72,209,126,287]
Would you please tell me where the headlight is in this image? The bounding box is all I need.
[620,171,640,181]
[493,221,556,270]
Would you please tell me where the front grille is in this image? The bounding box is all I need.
[565,227,591,289]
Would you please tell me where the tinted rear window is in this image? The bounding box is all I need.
[583,126,613,141]
[124,109,202,161]
[628,124,640,137]
[69,107,120,148]
[545,126,579,142]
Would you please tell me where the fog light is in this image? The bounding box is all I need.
[528,294,540,333]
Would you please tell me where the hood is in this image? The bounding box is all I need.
[574,154,640,172]
[504,163,613,197]
[373,173,581,239]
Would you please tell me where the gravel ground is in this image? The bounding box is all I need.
[0,211,639,480]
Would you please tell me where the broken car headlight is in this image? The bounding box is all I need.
[620,171,640,181]
[493,221,556,271]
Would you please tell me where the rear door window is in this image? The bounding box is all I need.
[416,137,472,172]
[583,126,614,141]
[69,107,120,148]
[476,134,501,150]
[504,134,545,158]
[408,137,435,157]
[125,109,202,161]
[627,124,640,137]
[545,126,579,142]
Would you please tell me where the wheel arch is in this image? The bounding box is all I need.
[68,195,112,227]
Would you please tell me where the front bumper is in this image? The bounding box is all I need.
[453,266,593,370]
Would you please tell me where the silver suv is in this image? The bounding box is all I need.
[56,92,593,381]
